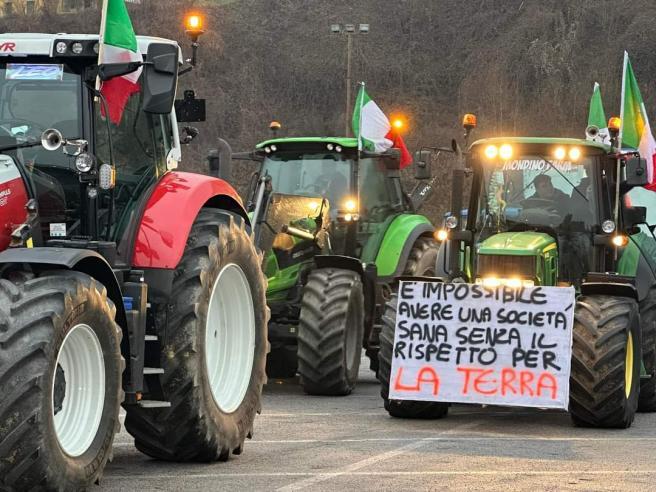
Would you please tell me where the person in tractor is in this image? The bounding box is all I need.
[315,158,348,213]
[530,174,571,203]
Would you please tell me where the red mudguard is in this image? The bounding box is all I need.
[132,171,245,269]
[0,159,29,252]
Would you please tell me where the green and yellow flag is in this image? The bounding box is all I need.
[620,52,655,191]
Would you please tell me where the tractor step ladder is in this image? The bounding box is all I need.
[137,400,171,409]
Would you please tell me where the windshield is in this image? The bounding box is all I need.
[0,63,81,144]
[477,155,599,235]
[0,62,82,238]
[261,152,351,213]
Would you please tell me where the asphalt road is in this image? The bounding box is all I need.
[102,355,656,491]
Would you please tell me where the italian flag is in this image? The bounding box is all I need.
[352,84,412,169]
[587,82,610,144]
[98,0,142,125]
[620,52,656,192]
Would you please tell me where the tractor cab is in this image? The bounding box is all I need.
[467,138,610,286]
[452,136,656,290]
[0,33,200,262]
[250,137,409,262]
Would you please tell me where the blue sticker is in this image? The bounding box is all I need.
[6,64,64,81]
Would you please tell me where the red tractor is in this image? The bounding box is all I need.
[0,28,268,490]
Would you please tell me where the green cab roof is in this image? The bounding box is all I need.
[256,137,358,149]
[470,137,610,152]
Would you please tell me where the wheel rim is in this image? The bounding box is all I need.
[205,263,255,413]
[625,331,634,399]
[52,324,105,457]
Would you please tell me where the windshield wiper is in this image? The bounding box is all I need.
[0,140,42,152]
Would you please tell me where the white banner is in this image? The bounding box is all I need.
[389,281,575,410]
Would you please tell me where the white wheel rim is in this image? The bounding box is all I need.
[52,323,105,457]
[205,263,255,413]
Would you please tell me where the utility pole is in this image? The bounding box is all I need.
[331,23,369,137]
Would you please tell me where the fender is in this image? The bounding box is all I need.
[132,171,248,269]
[0,247,127,329]
[581,273,639,301]
[372,214,434,282]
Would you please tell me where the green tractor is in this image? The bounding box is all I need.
[239,136,438,395]
[378,117,656,427]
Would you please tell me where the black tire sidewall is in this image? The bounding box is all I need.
[344,277,364,385]
[42,277,122,487]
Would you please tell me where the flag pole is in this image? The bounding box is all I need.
[357,81,365,153]
[95,0,109,94]
[618,51,628,149]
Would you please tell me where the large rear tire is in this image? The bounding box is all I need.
[638,287,656,411]
[367,237,439,375]
[569,295,640,428]
[0,271,123,490]
[297,268,364,395]
[377,294,449,419]
[125,210,268,461]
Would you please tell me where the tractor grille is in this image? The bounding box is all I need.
[477,254,536,278]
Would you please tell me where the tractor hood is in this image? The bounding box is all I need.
[478,232,556,256]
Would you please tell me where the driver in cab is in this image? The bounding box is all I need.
[523,174,572,217]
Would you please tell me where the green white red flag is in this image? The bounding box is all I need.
[620,52,656,191]
[98,0,142,124]
[587,82,609,145]
[352,84,412,168]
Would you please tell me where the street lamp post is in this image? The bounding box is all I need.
[331,23,369,136]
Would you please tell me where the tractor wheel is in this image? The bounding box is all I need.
[0,271,123,490]
[638,287,656,411]
[125,210,268,461]
[297,268,364,395]
[367,237,439,375]
[377,295,449,419]
[569,295,641,428]
[404,236,439,277]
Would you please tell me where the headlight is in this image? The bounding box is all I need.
[475,277,535,288]
[601,220,616,234]
[434,229,448,242]
[75,153,95,173]
[99,164,115,190]
[55,41,68,54]
[499,144,513,160]
[554,147,566,160]
[71,42,84,55]
[612,234,629,247]
[343,198,357,212]
[484,145,498,159]
[569,147,581,161]
[445,216,458,229]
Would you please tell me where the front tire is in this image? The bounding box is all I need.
[125,210,268,461]
[0,271,123,490]
[377,295,449,419]
[569,295,640,428]
[638,287,656,411]
[297,268,364,395]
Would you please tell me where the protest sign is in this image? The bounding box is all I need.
[389,281,575,409]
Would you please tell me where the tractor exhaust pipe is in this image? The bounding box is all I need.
[207,138,233,181]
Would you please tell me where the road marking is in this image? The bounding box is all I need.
[105,470,656,480]
[275,421,483,491]
[111,435,656,448]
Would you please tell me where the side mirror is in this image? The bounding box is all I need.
[175,90,206,122]
[623,205,647,228]
[414,150,432,180]
[142,43,179,114]
[207,138,233,181]
[624,157,649,187]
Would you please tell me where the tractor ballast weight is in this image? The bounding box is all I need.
[244,136,439,394]
[0,29,268,490]
[377,122,656,428]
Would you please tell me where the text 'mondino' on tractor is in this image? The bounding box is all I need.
[0,13,268,491]
[236,132,439,395]
[378,115,656,428]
